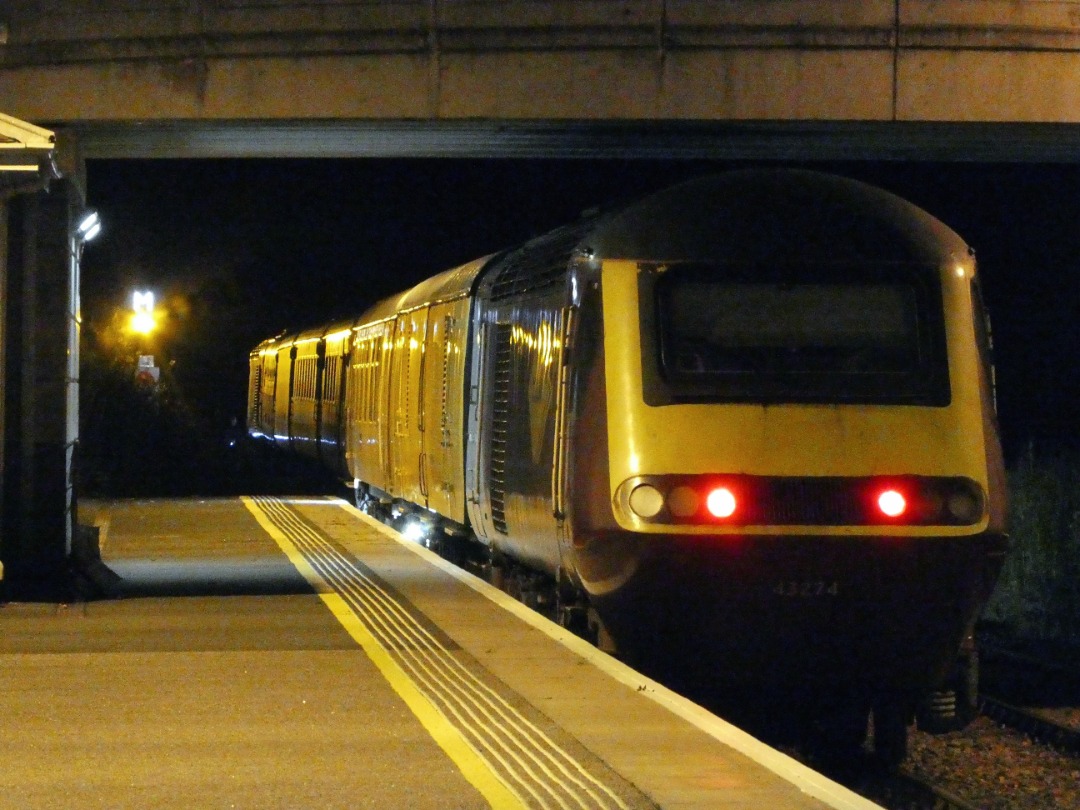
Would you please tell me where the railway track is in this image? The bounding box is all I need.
[851,766,985,810]
[977,634,1080,753]
[869,635,1080,810]
[980,694,1080,754]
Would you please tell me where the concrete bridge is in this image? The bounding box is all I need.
[7,0,1080,593]
[9,1,1080,158]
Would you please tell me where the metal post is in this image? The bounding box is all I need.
[1,180,80,598]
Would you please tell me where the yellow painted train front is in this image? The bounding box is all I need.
[248,170,1007,763]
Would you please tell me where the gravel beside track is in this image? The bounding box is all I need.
[905,716,1080,809]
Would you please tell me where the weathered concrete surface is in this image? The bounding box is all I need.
[0,498,489,809]
[5,0,1080,124]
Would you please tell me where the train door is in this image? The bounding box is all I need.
[247,352,262,432]
[289,337,320,458]
[257,348,277,439]
[319,328,350,475]
[345,322,389,491]
[388,307,429,506]
[273,343,295,449]
[422,298,469,524]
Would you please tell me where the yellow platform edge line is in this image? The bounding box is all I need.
[240,495,526,810]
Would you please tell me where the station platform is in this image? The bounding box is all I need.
[0,496,882,809]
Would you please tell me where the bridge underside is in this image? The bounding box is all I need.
[66,119,1080,164]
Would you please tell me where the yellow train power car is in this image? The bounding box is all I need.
[248,170,1007,763]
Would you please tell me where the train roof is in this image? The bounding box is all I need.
[394,256,489,312]
[353,255,490,325]
[583,169,972,269]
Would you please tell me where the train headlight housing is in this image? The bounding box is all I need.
[946,489,982,524]
[667,486,700,518]
[628,484,664,519]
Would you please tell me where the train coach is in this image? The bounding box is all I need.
[248,169,1008,763]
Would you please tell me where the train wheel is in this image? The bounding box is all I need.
[872,697,909,767]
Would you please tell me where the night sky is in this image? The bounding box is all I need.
[81,158,1080,470]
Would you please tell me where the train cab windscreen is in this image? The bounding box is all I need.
[652,263,951,406]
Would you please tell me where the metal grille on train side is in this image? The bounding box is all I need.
[488,324,513,534]
[763,478,861,524]
[487,220,593,301]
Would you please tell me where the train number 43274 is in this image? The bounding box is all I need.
[773,580,840,597]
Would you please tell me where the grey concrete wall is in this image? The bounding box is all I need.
[4,1,1080,124]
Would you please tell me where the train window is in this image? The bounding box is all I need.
[293,356,318,401]
[350,333,382,424]
[666,282,917,372]
[322,355,339,404]
[650,263,950,406]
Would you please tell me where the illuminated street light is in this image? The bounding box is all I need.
[130,290,156,335]
[75,209,101,242]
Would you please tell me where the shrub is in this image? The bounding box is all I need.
[982,446,1080,645]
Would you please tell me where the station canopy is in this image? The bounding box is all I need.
[0,111,56,189]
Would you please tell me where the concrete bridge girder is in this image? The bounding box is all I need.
[1,50,899,122]
[4,1,1080,123]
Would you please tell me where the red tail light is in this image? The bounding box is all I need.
[876,488,907,518]
[706,487,738,518]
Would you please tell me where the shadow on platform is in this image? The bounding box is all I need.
[71,522,312,600]
[107,557,313,598]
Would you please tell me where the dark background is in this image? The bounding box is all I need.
[79,158,1080,494]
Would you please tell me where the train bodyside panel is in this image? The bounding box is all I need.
[346,260,486,520]
[248,339,280,441]
[467,293,571,573]
[246,351,262,436]
[465,226,589,575]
